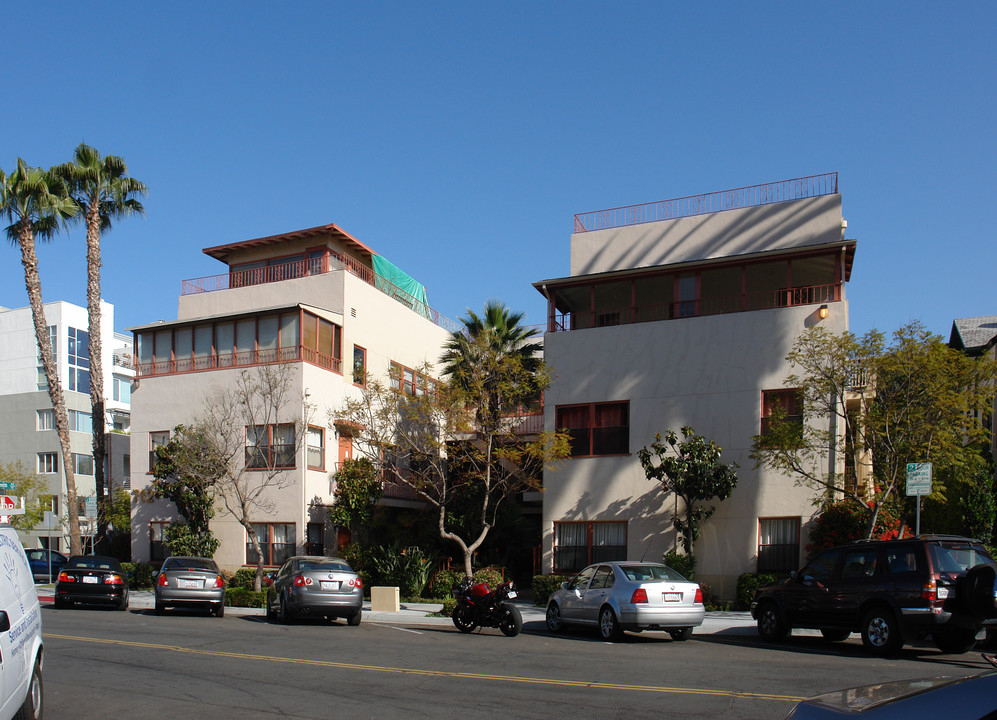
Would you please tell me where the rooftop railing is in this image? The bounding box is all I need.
[180,251,460,333]
[573,172,838,233]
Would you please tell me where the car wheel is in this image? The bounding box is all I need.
[155,600,165,616]
[452,604,477,633]
[214,603,225,618]
[861,607,902,656]
[279,594,294,625]
[669,627,693,641]
[347,609,362,627]
[820,628,850,642]
[265,595,276,620]
[598,606,623,642]
[933,627,977,654]
[545,603,564,633]
[756,602,789,642]
[13,657,42,720]
[499,604,522,637]
[119,596,129,611]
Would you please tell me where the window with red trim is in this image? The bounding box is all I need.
[556,402,629,457]
[761,389,803,437]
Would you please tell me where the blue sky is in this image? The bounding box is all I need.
[2,2,994,341]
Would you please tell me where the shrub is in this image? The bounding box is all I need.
[531,575,569,606]
[340,544,376,592]
[368,544,437,597]
[225,587,267,608]
[807,500,908,558]
[735,572,784,610]
[664,550,695,580]
[441,598,458,617]
[122,562,158,590]
[227,568,261,590]
[427,569,464,599]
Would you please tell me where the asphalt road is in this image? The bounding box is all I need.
[41,605,996,720]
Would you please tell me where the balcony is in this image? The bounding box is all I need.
[180,251,459,333]
[573,172,838,233]
[551,283,840,332]
[137,345,341,377]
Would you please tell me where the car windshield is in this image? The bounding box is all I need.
[164,558,217,571]
[299,560,351,572]
[66,557,117,570]
[930,543,997,573]
[619,564,688,582]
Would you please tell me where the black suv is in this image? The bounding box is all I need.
[750,535,997,655]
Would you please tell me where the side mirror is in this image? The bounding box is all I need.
[0,611,9,632]
[560,582,568,590]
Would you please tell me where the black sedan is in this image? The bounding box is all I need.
[265,556,363,625]
[55,555,129,610]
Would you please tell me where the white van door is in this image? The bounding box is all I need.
[0,535,33,714]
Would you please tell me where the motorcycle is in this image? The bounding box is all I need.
[451,577,523,636]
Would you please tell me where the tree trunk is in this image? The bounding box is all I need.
[241,517,265,592]
[18,227,82,555]
[85,209,109,549]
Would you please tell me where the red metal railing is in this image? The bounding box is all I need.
[573,172,838,233]
[551,284,839,332]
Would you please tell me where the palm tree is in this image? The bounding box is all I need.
[56,144,146,548]
[1,159,82,554]
[440,301,543,424]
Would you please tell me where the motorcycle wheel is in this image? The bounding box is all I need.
[499,604,523,637]
[452,604,477,633]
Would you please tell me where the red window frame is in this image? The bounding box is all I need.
[761,389,803,436]
[555,401,629,457]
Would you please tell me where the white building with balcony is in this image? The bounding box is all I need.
[128,223,453,570]
[533,174,856,599]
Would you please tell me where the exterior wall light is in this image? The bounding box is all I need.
[818,304,829,319]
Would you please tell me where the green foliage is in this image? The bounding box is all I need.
[441,598,458,617]
[329,458,383,544]
[427,568,465,599]
[922,456,996,544]
[122,562,158,589]
[807,500,906,558]
[639,427,739,556]
[663,550,696,580]
[107,487,131,536]
[0,461,51,533]
[163,523,220,558]
[736,573,785,610]
[226,568,259,590]
[531,574,570,606]
[367,544,436,597]
[339,544,377,591]
[224,588,267,608]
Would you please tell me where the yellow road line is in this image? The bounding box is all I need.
[45,633,803,703]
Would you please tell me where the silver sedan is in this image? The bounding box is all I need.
[266,556,363,625]
[546,561,705,641]
[154,556,226,617]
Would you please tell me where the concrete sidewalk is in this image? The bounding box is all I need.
[36,586,761,634]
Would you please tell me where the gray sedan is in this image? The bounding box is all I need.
[154,556,226,617]
[546,561,705,641]
[266,556,363,625]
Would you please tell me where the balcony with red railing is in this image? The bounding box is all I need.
[180,251,460,334]
[137,345,341,377]
[573,172,838,233]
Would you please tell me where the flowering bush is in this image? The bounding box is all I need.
[806,500,909,558]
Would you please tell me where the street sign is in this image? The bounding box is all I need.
[906,463,932,496]
[0,495,16,511]
[0,481,15,491]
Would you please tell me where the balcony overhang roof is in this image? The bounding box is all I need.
[533,239,856,293]
[127,303,344,333]
[202,223,375,263]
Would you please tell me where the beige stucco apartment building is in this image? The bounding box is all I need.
[534,174,857,599]
[128,223,452,570]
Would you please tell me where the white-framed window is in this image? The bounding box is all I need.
[37,409,55,431]
[73,453,95,476]
[38,452,58,474]
[69,410,93,434]
[112,375,131,403]
[68,327,90,395]
[307,426,324,470]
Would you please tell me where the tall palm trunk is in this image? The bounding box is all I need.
[85,205,108,545]
[18,224,82,555]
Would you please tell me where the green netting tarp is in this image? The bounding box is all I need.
[371,254,431,319]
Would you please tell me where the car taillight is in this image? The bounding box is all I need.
[105,574,124,585]
[694,588,704,604]
[157,573,169,586]
[213,575,224,589]
[349,577,363,588]
[58,571,73,583]
[630,588,648,603]
[293,575,312,587]
[922,580,937,601]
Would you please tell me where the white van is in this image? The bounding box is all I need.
[0,525,42,720]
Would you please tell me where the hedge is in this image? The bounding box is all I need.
[225,588,268,608]
[531,575,569,606]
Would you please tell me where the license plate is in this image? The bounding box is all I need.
[320,581,340,591]
[180,579,202,589]
[663,592,681,602]
[83,576,98,584]
[507,590,518,599]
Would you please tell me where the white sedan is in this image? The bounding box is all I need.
[545,561,705,641]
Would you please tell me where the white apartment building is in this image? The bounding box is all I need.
[534,173,856,599]
[128,223,453,570]
[0,300,134,550]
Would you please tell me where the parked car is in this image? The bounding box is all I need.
[751,535,997,656]
[265,556,363,625]
[154,556,226,617]
[785,665,997,718]
[545,561,705,641]
[24,547,67,582]
[0,524,44,720]
[54,555,129,610]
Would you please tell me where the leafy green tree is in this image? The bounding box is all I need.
[56,144,146,548]
[751,321,997,538]
[1,159,82,554]
[151,424,223,558]
[638,426,738,556]
[0,461,52,534]
[329,458,383,546]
